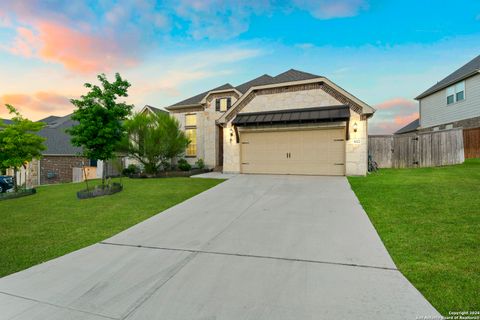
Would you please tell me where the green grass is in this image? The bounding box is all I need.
[348,159,480,315]
[0,177,223,278]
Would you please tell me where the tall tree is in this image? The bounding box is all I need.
[68,73,133,186]
[0,105,46,191]
[119,112,189,174]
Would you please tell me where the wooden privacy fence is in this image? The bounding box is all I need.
[369,128,465,168]
[463,127,480,159]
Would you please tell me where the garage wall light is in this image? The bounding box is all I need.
[353,122,358,133]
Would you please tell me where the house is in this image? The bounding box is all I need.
[3,114,113,186]
[396,54,480,134]
[166,69,375,176]
[140,104,167,115]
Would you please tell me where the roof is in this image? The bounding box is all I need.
[268,69,320,84]
[0,114,81,155]
[235,74,274,93]
[38,115,61,124]
[416,55,480,99]
[232,105,350,127]
[169,83,234,108]
[142,105,167,114]
[394,118,420,135]
[37,114,82,155]
[167,69,322,109]
[0,118,13,125]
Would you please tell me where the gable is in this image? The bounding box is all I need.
[219,79,374,124]
[239,86,342,114]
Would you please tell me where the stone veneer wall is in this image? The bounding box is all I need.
[419,115,480,132]
[223,91,369,176]
[171,93,238,168]
[40,156,87,185]
[239,88,342,114]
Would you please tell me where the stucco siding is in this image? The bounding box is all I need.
[239,89,342,114]
[420,74,480,128]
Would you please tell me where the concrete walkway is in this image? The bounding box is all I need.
[0,175,440,320]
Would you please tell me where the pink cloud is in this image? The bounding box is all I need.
[8,21,137,73]
[369,97,419,134]
[395,112,419,126]
[0,92,73,120]
[375,97,416,110]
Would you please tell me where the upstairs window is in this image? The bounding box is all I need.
[185,113,196,127]
[215,97,231,112]
[446,81,465,105]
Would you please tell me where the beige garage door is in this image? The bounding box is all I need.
[240,128,345,175]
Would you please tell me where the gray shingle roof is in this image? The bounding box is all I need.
[416,55,480,99]
[394,118,419,135]
[235,74,274,93]
[269,69,320,84]
[0,118,13,125]
[144,105,167,114]
[169,83,234,107]
[37,114,82,155]
[168,69,322,109]
[1,115,81,155]
[38,115,61,124]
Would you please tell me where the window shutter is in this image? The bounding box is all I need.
[215,99,220,111]
[227,97,231,109]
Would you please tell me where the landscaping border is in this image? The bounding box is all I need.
[0,188,36,201]
[77,182,123,199]
[129,168,211,179]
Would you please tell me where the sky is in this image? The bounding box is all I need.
[0,0,479,134]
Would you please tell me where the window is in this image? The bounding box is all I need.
[215,97,231,112]
[446,81,465,104]
[185,114,196,126]
[185,129,197,157]
[185,114,197,157]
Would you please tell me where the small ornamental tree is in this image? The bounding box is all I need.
[68,73,133,187]
[119,112,189,174]
[0,104,46,191]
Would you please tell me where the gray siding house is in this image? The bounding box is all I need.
[397,54,480,134]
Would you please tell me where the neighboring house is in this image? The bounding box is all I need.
[140,104,167,115]
[3,114,105,186]
[396,54,480,134]
[166,69,375,176]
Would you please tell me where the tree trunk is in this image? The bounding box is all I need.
[102,161,106,187]
[13,167,18,192]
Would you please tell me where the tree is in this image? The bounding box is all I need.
[68,73,133,186]
[119,112,189,174]
[0,105,46,191]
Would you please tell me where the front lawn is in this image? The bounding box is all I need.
[348,159,480,315]
[0,177,223,278]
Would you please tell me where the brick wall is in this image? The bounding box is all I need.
[40,156,87,185]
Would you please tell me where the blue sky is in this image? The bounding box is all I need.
[0,0,479,133]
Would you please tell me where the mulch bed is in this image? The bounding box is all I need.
[0,188,36,201]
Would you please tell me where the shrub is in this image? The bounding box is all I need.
[177,158,191,171]
[122,164,139,176]
[195,158,205,169]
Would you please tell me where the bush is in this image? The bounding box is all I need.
[195,158,205,169]
[177,158,191,171]
[122,164,139,176]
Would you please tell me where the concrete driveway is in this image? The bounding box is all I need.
[0,175,440,320]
